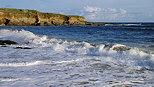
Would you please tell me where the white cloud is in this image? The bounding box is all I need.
[108,8,118,13]
[86,14,97,20]
[106,8,127,14]
[81,6,102,20]
[119,8,127,14]
[58,6,134,22]
[81,6,133,21]
[83,6,101,13]
[102,8,130,20]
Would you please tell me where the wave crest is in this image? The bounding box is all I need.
[0,29,154,69]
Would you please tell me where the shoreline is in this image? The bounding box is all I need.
[0,8,123,26]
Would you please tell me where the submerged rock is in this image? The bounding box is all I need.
[75,82,91,85]
[14,47,32,49]
[0,40,17,45]
[112,46,131,51]
[0,45,7,47]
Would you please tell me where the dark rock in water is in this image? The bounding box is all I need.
[14,47,32,49]
[76,82,91,85]
[104,44,113,48]
[0,45,7,47]
[139,48,150,54]
[149,45,154,47]
[113,46,131,51]
[91,63,111,70]
[90,43,101,47]
[0,40,17,45]
[104,44,114,50]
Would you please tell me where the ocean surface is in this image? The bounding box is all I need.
[0,23,154,87]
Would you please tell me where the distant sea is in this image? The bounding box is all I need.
[0,22,154,86]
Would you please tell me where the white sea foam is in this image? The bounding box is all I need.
[0,61,44,67]
[0,78,20,82]
[0,59,85,67]
[122,23,142,26]
[0,29,48,45]
[0,29,154,68]
[0,29,154,86]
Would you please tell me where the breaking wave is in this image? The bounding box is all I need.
[0,29,154,69]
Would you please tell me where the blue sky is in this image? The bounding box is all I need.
[0,0,154,22]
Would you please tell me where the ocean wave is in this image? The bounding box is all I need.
[122,28,154,31]
[0,61,44,67]
[122,24,142,26]
[120,23,154,27]
[0,29,154,69]
[0,29,48,45]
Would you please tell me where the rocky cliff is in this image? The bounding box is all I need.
[0,8,86,26]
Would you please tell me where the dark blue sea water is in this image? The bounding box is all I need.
[0,23,154,86]
[1,23,154,50]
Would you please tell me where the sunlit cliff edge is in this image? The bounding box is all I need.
[0,8,87,26]
[0,8,118,26]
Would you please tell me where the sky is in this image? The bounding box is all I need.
[0,0,154,22]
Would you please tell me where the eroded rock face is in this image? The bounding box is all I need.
[0,8,86,26]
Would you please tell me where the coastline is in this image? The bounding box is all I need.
[0,8,122,26]
[0,24,154,87]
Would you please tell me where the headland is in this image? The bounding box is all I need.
[0,8,120,26]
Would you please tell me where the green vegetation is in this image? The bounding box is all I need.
[0,8,40,14]
[67,15,85,19]
[0,8,84,18]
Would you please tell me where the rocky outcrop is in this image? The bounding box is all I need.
[0,40,17,45]
[0,8,86,26]
[0,8,123,26]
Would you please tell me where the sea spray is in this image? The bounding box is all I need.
[0,29,153,69]
[0,28,154,87]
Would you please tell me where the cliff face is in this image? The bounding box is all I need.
[0,8,86,26]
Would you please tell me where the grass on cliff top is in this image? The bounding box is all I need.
[0,8,85,18]
[0,8,40,14]
[40,12,84,18]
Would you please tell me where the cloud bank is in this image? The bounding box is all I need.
[59,6,154,22]
[81,6,133,21]
[83,6,101,13]
[82,6,101,20]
